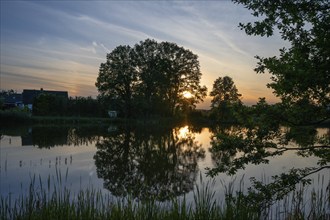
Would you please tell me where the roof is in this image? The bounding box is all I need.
[22,89,68,104]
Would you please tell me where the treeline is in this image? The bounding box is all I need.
[32,95,106,117]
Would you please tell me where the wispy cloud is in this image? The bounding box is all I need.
[75,14,152,42]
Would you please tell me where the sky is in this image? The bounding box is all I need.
[0,0,286,109]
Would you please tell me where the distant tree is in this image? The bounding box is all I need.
[210,76,241,106]
[209,76,242,122]
[96,45,138,118]
[233,0,330,122]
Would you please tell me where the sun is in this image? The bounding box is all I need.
[183,91,193,99]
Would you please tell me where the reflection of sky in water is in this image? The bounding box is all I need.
[0,127,329,204]
[0,136,107,200]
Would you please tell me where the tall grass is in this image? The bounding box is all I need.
[1,170,329,220]
[272,174,330,220]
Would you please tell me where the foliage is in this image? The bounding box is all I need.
[33,93,67,116]
[96,45,138,118]
[209,76,242,122]
[67,96,106,117]
[30,94,107,118]
[95,39,207,118]
[233,0,330,112]
[210,76,241,106]
[206,0,330,211]
[208,99,329,175]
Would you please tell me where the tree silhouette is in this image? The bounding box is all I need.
[96,45,138,118]
[96,39,207,118]
[210,76,242,122]
[233,0,329,118]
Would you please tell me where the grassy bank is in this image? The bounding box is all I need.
[0,111,213,129]
[0,110,118,125]
[1,174,329,220]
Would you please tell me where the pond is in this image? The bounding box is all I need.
[0,124,329,207]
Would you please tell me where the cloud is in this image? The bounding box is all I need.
[75,14,152,42]
[99,43,110,53]
[2,66,98,97]
[1,1,284,103]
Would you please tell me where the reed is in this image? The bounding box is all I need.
[1,170,329,220]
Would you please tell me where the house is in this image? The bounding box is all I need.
[1,93,24,109]
[22,88,68,110]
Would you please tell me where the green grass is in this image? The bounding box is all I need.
[1,173,329,220]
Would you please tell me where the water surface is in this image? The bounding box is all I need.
[1,124,328,203]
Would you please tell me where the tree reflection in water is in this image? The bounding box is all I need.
[208,125,329,176]
[208,123,329,209]
[0,125,109,148]
[28,126,107,148]
[94,125,205,201]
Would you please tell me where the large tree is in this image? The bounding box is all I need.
[96,39,207,118]
[233,0,330,122]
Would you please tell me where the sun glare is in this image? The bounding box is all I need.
[178,125,189,139]
[183,91,193,99]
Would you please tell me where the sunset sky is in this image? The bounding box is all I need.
[1,1,286,108]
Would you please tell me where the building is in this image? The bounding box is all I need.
[1,93,24,109]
